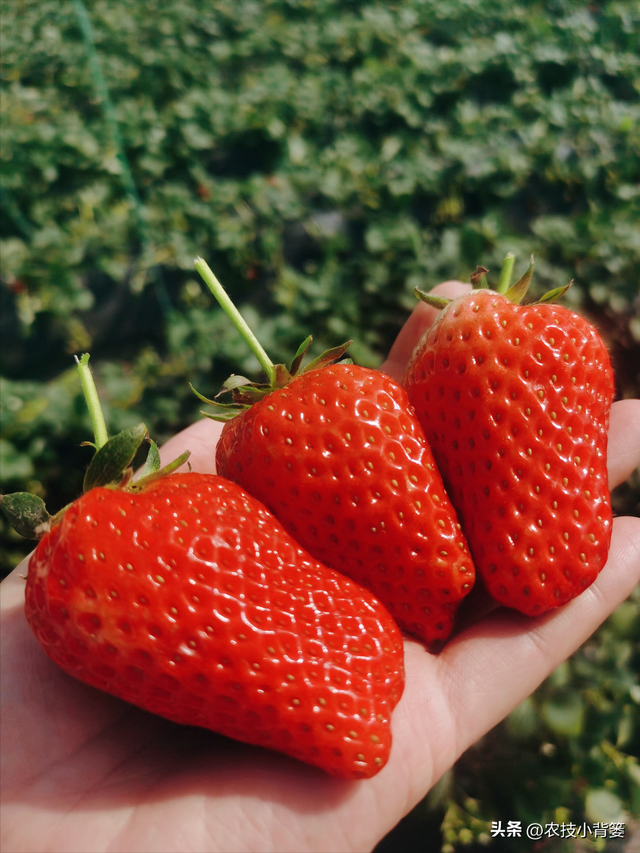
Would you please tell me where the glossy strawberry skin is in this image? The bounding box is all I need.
[404,289,614,615]
[25,473,405,779]
[215,364,475,646]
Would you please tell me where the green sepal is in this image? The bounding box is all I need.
[0,492,52,540]
[83,423,148,493]
[190,380,250,416]
[189,383,217,406]
[198,373,276,405]
[536,282,573,304]
[118,468,134,489]
[497,253,515,293]
[190,380,266,408]
[219,374,260,395]
[470,266,490,289]
[301,341,352,374]
[201,405,249,422]
[274,363,294,388]
[231,385,274,404]
[414,288,452,310]
[132,450,191,490]
[505,255,534,304]
[290,335,313,376]
[137,439,161,479]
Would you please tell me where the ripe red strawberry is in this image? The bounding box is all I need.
[403,259,615,615]
[1,355,405,780]
[193,259,475,646]
[16,473,404,779]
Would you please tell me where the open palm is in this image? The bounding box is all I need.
[2,282,640,853]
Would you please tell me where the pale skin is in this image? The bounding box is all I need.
[2,282,640,853]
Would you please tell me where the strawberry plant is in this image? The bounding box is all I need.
[404,256,614,615]
[1,355,405,779]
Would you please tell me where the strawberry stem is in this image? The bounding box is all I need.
[497,253,515,294]
[75,353,108,450]
[194,257,276,385]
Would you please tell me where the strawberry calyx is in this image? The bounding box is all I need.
[192,257,352,422]
[0,355,189,540]
[415,254,572,311]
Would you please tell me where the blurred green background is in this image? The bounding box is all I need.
[1,0,639,849]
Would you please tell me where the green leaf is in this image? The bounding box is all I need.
[541,693,584,737]
[83,423,148,493]
[0,492,51,539]
[616,708,634,748]
[608,600,640,638]
[507,696,538,739]
[584,789,624,824]
[0,438,35,482]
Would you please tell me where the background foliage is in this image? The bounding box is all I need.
[1,0,639,849]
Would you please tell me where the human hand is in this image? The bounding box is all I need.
[2,281,639,853]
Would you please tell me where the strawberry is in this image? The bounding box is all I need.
[403,257,615,615]
[193,258,475,647]
[1,356,405,780]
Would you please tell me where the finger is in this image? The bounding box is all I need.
[382,281,471,383]
[396,518,640,792]
[0,557,30,605]
[607,398,640,489]
[157,417,224,474]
